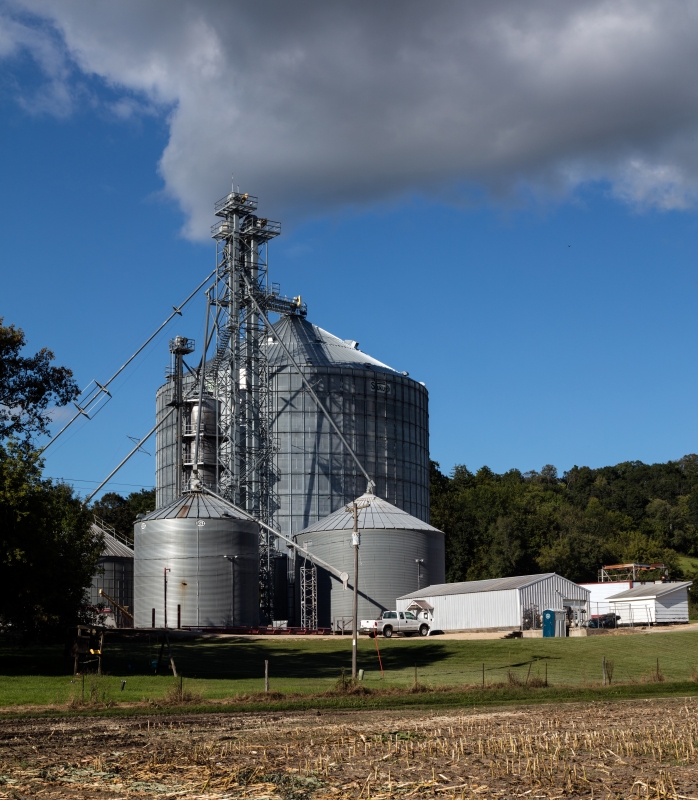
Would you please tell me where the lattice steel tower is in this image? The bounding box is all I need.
[208,187,305,622]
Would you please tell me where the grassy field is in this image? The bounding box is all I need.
[0,628,697,709]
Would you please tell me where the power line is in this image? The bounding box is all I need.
[50,477,155,488]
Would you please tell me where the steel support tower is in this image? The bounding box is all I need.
[209,188,306,622]
[166,336,195,498]
[300,556,318,631]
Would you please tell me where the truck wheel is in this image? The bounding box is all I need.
[419,624,429,637]
[383,626,393,638]
[368,631,375,638]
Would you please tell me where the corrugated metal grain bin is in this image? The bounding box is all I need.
[155,315,431,541]
[134,491,259,628]
[397,573,590,633]
[294,492,444,628]
[89,527,134,628]
[267,316,430,541]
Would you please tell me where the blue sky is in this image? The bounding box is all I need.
[3,2,698,498]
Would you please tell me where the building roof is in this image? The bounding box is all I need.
[141,491,250,522]
[397,573,581,600]
[607,581,692,600]
[405,599,434,611]
[267,315,400,376]
[296,492,442,535]
[90,525,134,558]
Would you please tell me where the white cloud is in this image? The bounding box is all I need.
[5,0,698,234]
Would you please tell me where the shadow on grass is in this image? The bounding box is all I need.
[0,634,453,681]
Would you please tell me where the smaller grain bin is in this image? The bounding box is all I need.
[134,490,259,628]
[294,492,444,629]
[89,523,134,628]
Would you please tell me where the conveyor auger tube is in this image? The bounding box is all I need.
[200,485,349,588]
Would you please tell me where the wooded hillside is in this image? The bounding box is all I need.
[430,456,698,585]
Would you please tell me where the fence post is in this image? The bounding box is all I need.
[265,660,269,693]
[602,656,606,686]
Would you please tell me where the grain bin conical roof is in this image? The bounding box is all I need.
[140,491,249,521]
[296,493,441,534]
[267,315,399,375]
[89,524,133,558]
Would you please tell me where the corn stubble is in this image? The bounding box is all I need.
[1,699,698,798]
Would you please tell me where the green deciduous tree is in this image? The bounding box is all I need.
[431,456,698,585]
[91,489,156,542]
[0,319,79,441]
[0,441,101,637]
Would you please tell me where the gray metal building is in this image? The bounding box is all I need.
[294,491,444,628]
[134,490,260,628]
[89,525,134,628]
[396,574,590,632]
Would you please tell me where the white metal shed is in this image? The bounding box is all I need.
[579,581,633,617]
[396,573,590,633]
[607,581,692,625]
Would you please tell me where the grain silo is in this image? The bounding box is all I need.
[155,315,430,537]
[89,522,134,628]
[152,187,431,625]
[133,490,260,628]
[267,315,430,540]
[294,491,444,628]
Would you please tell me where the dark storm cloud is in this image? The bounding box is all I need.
[5,0,698,235]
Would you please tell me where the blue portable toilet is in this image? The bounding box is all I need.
[542,610,555,637]
[543,609,566,637]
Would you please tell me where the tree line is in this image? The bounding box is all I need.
[430,458,698,587]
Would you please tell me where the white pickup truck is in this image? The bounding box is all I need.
[360,610,430,638]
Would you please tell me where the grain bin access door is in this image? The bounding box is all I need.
[542,609,566,637]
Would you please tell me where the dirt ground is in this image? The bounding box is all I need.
[1,697,698,798]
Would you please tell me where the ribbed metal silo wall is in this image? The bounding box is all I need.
[271,367,430,542]
[134,518,259,627]
[89,557,134,611]
[295,528,444,627]
[155,383,177,509]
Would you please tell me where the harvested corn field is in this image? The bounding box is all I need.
[1,698,698,798]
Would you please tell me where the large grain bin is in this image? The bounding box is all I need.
[294,492,444,628]
[155,314,431,539]
[134,490,259,628]
[267,316,430,539]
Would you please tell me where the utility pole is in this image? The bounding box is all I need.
[415,558,424,590]
[345,497,371,680]
[163,568,171,628]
